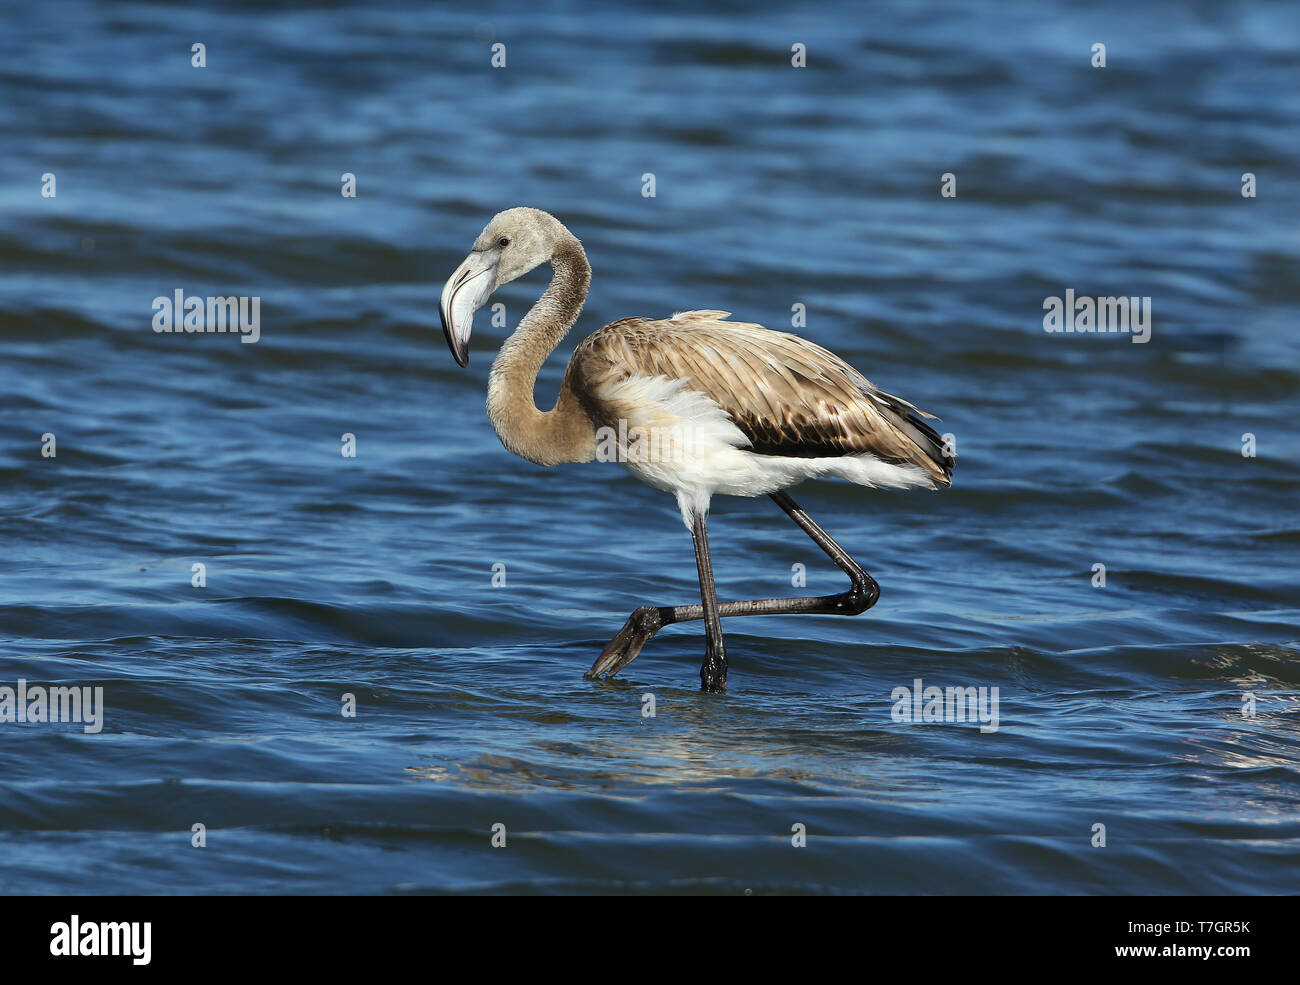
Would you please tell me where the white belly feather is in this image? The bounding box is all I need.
[594,374,933,526]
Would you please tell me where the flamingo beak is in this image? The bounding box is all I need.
[439,252,497,367]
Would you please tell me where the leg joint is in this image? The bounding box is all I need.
[840,572,880,615]
[631,605,665,635]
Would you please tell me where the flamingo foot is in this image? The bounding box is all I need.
[585,605,665,680]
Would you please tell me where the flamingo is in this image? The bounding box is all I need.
[438,207,954,693]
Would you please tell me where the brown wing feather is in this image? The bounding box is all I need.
[571,311,954,487]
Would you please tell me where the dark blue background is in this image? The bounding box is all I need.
[1,0,1297,893]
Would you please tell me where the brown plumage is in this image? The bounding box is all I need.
[572,311,953,487]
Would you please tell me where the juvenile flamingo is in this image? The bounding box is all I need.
[438,207,954,692]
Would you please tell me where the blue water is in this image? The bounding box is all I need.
[1,0,1298,894]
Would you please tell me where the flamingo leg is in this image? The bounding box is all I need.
[692,510,728,693]
[586,491,880,687]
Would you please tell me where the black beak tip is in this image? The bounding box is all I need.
[439,312,469,367]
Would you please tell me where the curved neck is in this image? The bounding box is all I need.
[486,238,596,466]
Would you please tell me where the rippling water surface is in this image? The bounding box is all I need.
[1,0,1298,894]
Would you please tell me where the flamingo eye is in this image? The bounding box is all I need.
[497,236,510,248]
